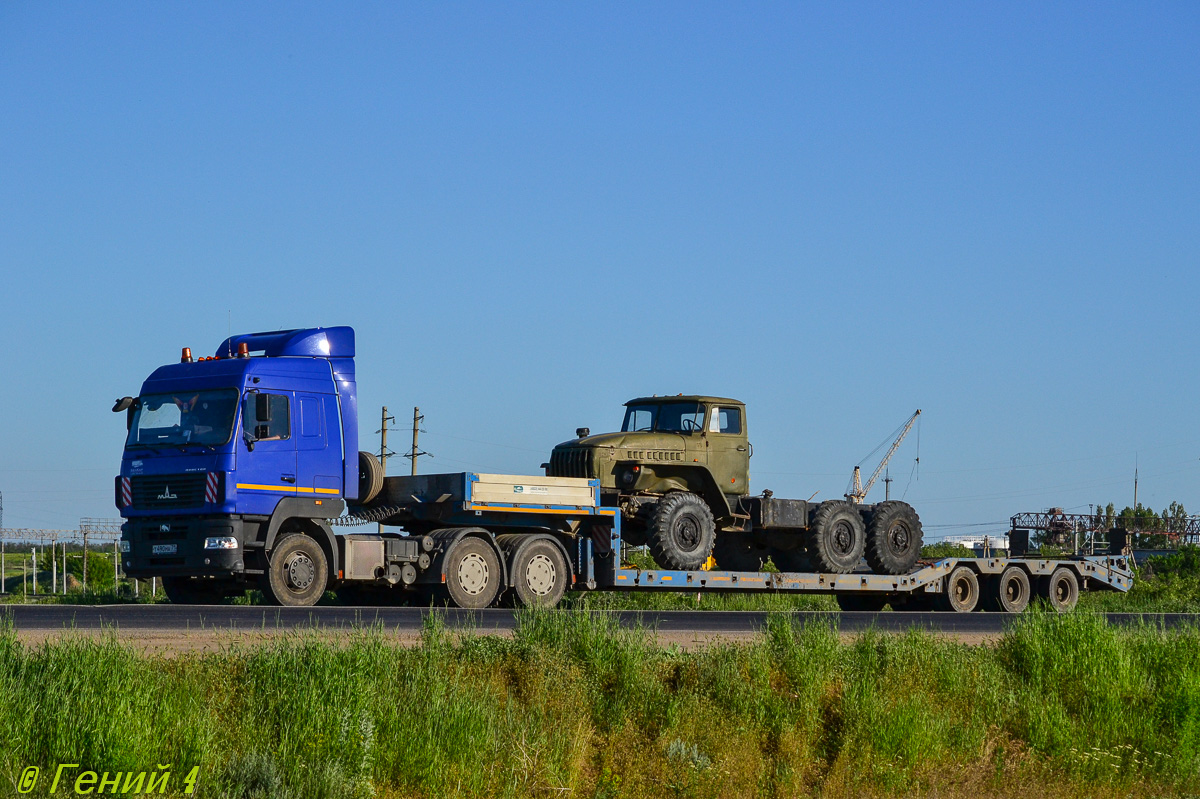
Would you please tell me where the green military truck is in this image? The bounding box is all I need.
[545,395,924,575]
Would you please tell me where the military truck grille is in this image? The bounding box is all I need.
[131,474,207,509]
[548,448,594,479]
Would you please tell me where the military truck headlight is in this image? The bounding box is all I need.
[204,536,239,550]
[620,465,641,487]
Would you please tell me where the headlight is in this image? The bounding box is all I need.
[620,465,641,487]
[204,536,239,550]
[120,540,131,553]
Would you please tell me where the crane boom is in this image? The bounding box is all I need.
[846,410,921,504]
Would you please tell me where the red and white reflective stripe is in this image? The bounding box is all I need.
[205,472,219,503]
[120,477,132,507]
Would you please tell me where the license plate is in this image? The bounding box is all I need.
[151,544,177,555]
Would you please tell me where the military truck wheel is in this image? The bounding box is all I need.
[648,492,716,570]
[510,538,569,609]
[1040,567,1079,613]
[161,576,229,604]
[358,450,384,504]
[263,534,329,607]
[805,501,866,573]
[444,537,503,609]
[937,565,980,612]
[864,501,923,575]
[712,534,769,571]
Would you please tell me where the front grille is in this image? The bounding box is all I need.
[548,448,594,478]
[131,474,207,509]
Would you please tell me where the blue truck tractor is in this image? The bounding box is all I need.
[114,326,1134,610]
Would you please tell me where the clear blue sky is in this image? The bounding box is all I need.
[1,3,1197,538]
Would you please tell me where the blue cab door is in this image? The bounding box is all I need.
[235,390,298,515]
[296,393,343,500]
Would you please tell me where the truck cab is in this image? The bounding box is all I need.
[115,327,358,603]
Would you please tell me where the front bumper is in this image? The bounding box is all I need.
[122,516,248,578]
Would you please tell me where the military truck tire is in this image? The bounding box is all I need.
[444,537,503,609]
[937,565,980,612]
[161,576,229,604]
[263,533,329,607]
[1040,567,1079,613]
[712,534,769,571]
[648,492,716,570]
[510,538,569,609]
[864,501,923,575]
[358,450,384,505]
[805,501,866,573]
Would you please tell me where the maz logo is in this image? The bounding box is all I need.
[157,486,178,500]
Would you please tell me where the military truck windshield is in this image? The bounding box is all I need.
[622,402,706,433]
[126,389,239,448]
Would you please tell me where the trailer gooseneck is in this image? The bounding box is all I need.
[114,326,1133,611]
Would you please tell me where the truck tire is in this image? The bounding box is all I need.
[1040,567,1079,612]
[864,501,923,575]
[161,576,228,605]
[510,538,569,608]
[712,534,769,571]
[358,450,384,505]
[444,536,503,609]
[648,492,716,571]
[987,566,1031,613]
[937,565,980,612]
[263,533,328,607]
[835,593,890,612]
[805,501,866,573]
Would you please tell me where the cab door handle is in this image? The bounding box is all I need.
[281,474,296,483]
[736,446,747,452]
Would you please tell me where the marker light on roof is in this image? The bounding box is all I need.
[181,347,193,363]
[238,342,249,358]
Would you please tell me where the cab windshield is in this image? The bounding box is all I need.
[621,402,706,433]
[126,389,239,448]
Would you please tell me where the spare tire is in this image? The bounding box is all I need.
[357,450,384,504]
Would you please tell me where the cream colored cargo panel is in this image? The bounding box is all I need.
[471,473,596,507]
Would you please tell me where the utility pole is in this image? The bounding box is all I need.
[406,407,429,476]
[884,469,893,501]
[377,406,396,533]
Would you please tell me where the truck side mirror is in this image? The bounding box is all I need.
[255,393,272,422]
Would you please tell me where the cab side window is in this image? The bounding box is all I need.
[244,393,291,441]
[717,407,741,434]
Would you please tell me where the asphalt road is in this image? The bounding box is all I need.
[2,604,1196,635]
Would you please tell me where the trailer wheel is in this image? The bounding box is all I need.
[987,566,1031,613]
[511,539,569,609]
[805,501,866,573]
[444,537,503,609]
[864,501,923,575]
[263,534,328,607]
[835,593,889,612]
[358,450,384,504]
[937,565,980,612]
[648,492,716,570]
[712,534,769,571]
[1040,567,1079,612]
[161,577,229,605]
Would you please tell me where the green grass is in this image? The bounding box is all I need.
[0,611,1197,797]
